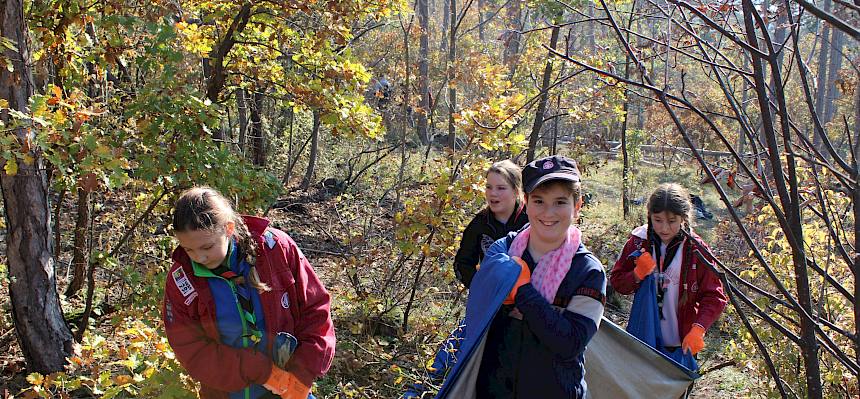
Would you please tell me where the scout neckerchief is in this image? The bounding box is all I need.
[210,241,263,345]
[648,226,685,320]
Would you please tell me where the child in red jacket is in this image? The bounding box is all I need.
[162,187,335,399]
[610,183,726,359]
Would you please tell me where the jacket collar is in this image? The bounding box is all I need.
[483,199,525,225]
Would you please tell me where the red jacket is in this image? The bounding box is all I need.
[610,225,727,338]
[162,216,335,398]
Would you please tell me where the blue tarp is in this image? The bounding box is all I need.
[627,273,699,374]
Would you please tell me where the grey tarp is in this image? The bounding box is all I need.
[584,318,697,399]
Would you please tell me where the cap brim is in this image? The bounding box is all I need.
[524,172,580,193]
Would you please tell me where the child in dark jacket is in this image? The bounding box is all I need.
[610,183,727,363]
[454,159,529,288]
[162,187,335,399]
[474,155,606,398]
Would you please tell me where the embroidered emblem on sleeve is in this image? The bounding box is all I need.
[264,231,277,249]
[172,268,197,304]
[281,292,290,309]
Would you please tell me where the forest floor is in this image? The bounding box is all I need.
[0,157,765,398]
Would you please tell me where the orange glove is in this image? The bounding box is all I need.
[682,324,706,355]
[503,257,531,305]
[633,250,656,281]
[263,365,311,399]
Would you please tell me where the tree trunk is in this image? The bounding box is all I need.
[812,0,831,151]
[737,56,750,156]
[447,0,456,149]
[66,21,99,298]
[526,24,561,162]
[852,65,860,393]
[477,0,485,41]
[64,188,90,297]
[441,0,449,51]
[766,0,788,116]
[551,92,561,154]
[0,0,73,373]
[621,90,630,218]
[741,1,822,396]
[395,17,412,206]
[585,2,595,50]
[620,0,638,218]
[853,64,860,395]
[301,110,321,190]
[417,0,430,145]
[237,88,249,155]
[822,29,844,124]
[771,2,788,71]
[53,187,65,258]
[249,89,266,166]
[503,0,523,73]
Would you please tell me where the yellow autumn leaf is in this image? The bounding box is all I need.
[55,108,67,125]
[26,372,44,386]
[4,159,17,176]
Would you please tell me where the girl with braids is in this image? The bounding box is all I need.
[610,183,726,373]
[162,187,334,399]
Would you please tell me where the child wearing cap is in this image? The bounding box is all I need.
[473,155,607,398]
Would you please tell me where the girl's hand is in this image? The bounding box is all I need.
[682,324,706,355]
[503,257,531,305]
[633,250,656,281]
[264,365,310,398]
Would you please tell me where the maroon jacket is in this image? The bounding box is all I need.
[162,216,335,398]
[610,225,727,339]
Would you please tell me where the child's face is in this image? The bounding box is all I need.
[526,183,581,247]
[650,211,683,245]
[485,171,518,219]
[175,222,235,269]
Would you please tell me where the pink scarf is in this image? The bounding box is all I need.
[508,226,582,302]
